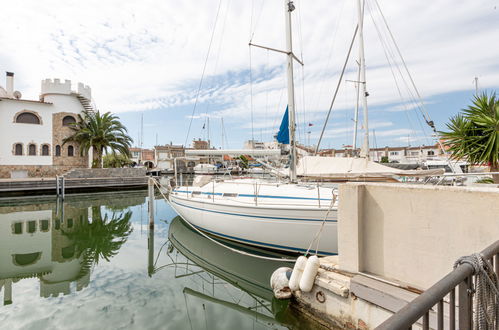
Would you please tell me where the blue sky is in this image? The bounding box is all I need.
[1,0,498,149]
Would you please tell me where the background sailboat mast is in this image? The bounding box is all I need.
[357,0,370,158]
[285,0,297,182]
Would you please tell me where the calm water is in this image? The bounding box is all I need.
[0,191,325,330]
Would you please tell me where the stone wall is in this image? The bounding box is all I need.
[52,112,87,167]
[0,165,77,179]
[64,168,147,178]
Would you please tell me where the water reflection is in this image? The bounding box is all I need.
[157,216,324,329]
[0,193,143,306]
[0,192,326,329]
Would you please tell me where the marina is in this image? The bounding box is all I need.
[0,0,498,329]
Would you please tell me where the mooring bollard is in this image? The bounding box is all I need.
[148,177,154,228]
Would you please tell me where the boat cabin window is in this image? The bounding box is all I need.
[222,193,238,198]
[191,191,202,196]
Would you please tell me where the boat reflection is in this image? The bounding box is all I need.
[159,216,324,329]
[0,193,141,306]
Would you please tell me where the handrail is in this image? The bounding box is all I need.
[376,240,499,330]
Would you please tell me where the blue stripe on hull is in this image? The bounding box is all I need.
[194,223,337,256]
[174,190,332,201]
[171,198,337,223]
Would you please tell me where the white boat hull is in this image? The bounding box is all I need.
[169,188,337,255]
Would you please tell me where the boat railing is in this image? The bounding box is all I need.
[423,171,499,186]
[376,240,499,330]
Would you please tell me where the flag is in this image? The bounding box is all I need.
[308,123,314,127]
[202,123,205,129]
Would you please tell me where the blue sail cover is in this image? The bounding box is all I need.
[276,106,289,144]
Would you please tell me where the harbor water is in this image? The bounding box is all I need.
[0,191,327,329]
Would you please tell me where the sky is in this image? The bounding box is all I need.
[1,0,498,150]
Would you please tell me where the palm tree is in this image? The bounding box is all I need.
[63,208,133,266]
[440,92,499,183]
[63,110,133,168]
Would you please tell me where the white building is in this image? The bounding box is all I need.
[0,205,91,304]
[0,72,93,178]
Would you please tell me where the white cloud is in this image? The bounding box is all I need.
[0,0,498,146]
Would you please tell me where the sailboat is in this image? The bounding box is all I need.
[168,0,441,256]
[168,0,339,256]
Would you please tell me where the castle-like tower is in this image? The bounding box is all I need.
[0,73,94,178]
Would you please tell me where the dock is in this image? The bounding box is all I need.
[287,182,499,329]
[0,168,149,197]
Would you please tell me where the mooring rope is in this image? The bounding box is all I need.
[152,179,297,263]
[303,190,337,256]
[454,253,499,330]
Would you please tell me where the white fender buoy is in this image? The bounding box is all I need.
[288,256,307,291]
[299,255,320,292]
[270,267,292,299]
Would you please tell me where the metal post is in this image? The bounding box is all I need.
[174,158,178,187]
[317,183,321,207]
[56,176,60,196]
[147,219,154,277]
[61,177,65,200]
[148,178,154,228]
[458,277,472,329]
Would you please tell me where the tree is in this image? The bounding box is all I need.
[103,152,132,168]
[440,92,499,183]
[63,110,133,168]
[63,208,133,266]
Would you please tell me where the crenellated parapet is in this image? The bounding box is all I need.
[40,79,92,100]
[77,82,91,100]
[40,78,72,96]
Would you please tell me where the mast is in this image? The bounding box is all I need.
[352,63,361,156]
[285,0,297,182]
[357,0,370,159]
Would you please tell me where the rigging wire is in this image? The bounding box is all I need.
[365,0,421,144]
[309,0,347,129]
[315,25,359,154]
[373,0,443,150]
[367,0,431,145]
[184,0,224,147]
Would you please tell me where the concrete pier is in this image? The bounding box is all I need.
[290,183,499,329]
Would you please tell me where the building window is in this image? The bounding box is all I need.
[41,144,50,156]
[14,143,23,155]
[15,112,41,124]
[62,115,76,126]
[390,151,399,156]
[62,245,75,259]
[28,144,36,156]
[68,145,74,157]
[13,252,41,266]
[55,145,61,156]
[427,150,435,156]
[13,222,23,234]
[40,220,49,232]
[27,221,36,233]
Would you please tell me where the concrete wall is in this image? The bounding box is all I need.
[338,182,499,290]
